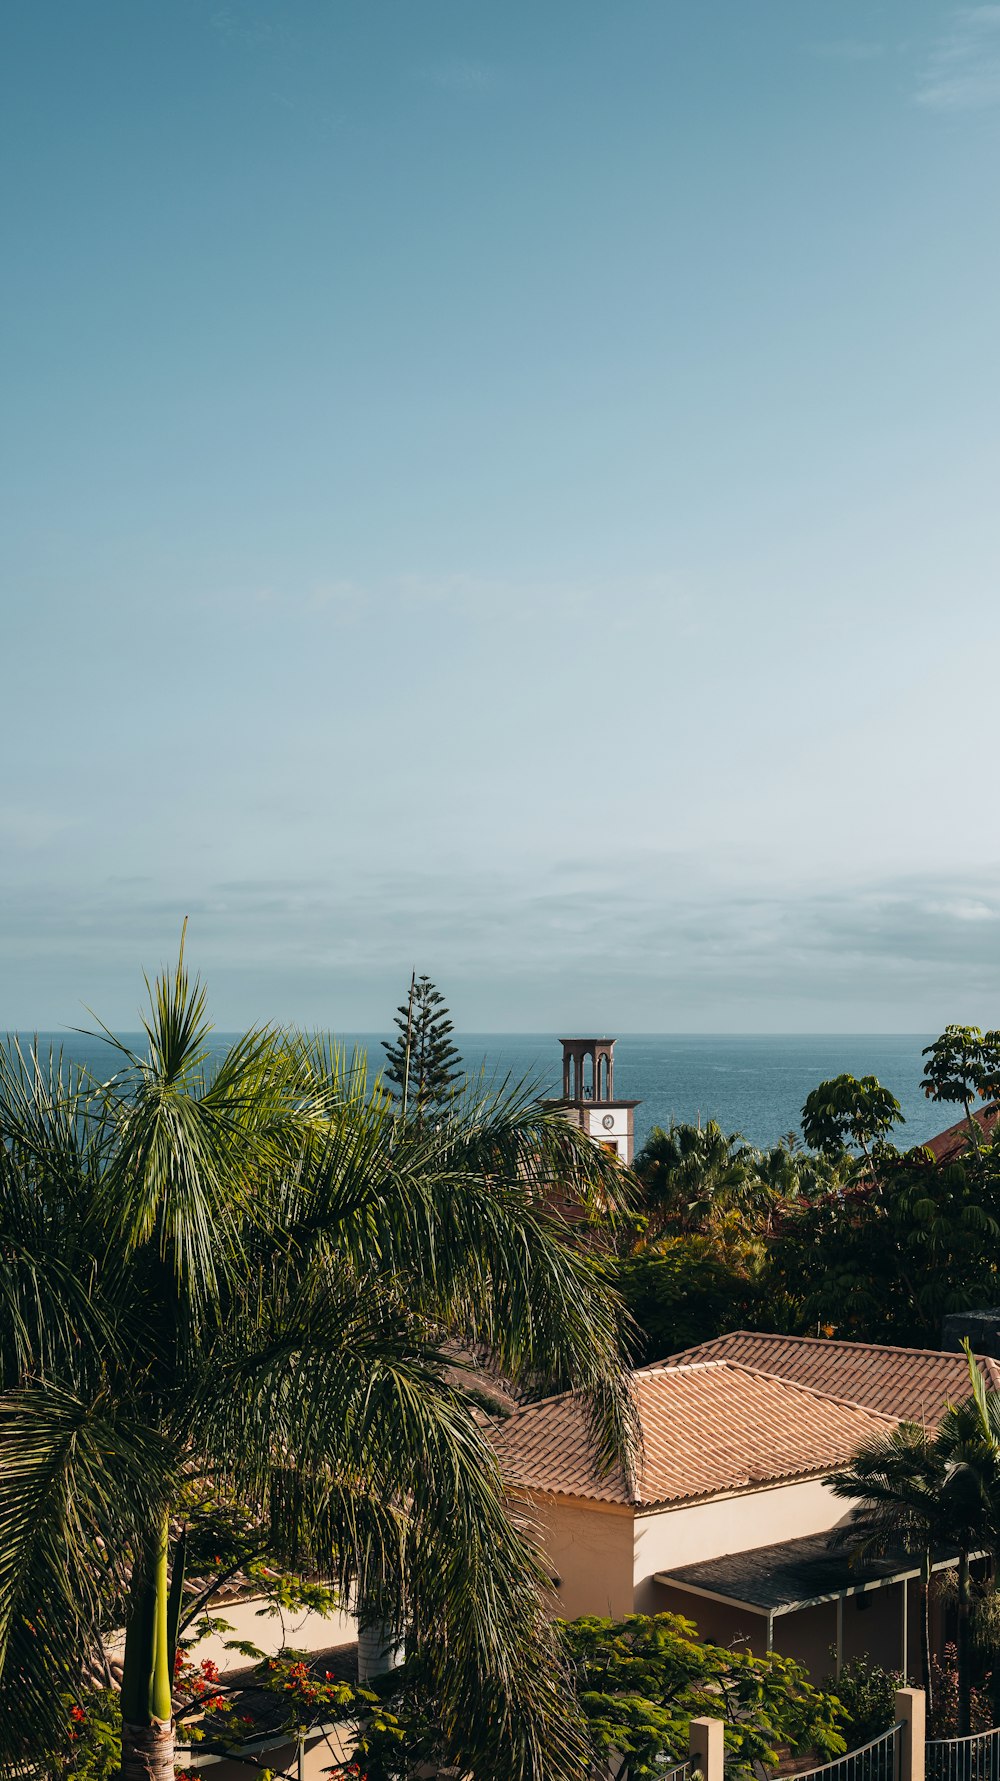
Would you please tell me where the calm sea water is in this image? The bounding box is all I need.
[7,1031,949,1152]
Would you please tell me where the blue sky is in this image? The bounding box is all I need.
[3,0,1000,1032]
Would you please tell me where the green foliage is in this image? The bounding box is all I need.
[820,1656,903,1746]
[771,1141,1000,1345]
[382,972,463,1119]
[921,1026,1000,1125]
[622,1123,837,1360]
[616,1030,1000,1363]
[53,1691,121,1781]
[632,1122,761,1232]
[563,1612,845,1781]
[800,1074,903,1159]
[616,1236,769,1361]
[632,1122,846,1240]
[0,950,635,1781]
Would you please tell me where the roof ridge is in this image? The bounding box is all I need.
[634,1358,730,1377]
[495,1357,903,1512]
[706,1360,899,1423]
[661,1330,999,1366]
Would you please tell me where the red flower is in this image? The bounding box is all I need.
[70,1706,86,1723]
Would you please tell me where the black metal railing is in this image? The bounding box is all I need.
[926,1726,1000,1781]
[779,1721,902,1781]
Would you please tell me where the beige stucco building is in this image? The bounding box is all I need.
[495,1335,1000,1682]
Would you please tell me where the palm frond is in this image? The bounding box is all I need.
[0,1382,178,1760]
[92,963,311,1310]
[202,1273,588,1778]
[293,1072,638,1466]
[0,1040,114,1389]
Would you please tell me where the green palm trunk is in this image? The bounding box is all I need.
[120,1509,175,1781]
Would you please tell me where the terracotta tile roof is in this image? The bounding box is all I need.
[658,1333,1000,1426]
[924,1102,1000,1164]
[493,1361,893,1510]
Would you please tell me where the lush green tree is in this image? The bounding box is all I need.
[771,1141,1000,1347]
[828,1423,950,1708]
[633,1123,844,1246]
[622,1125,855,1360]
[832,1355,1000,1736]
[561,1611,844,1781]
[632,1122,765,1235]
[921,1026,1000,1138]
[0,952,635,1781]
[616,1236,765,1361]
[382,972,463,1123]
[820,1656,905,1747]
[800,1074,903,1161]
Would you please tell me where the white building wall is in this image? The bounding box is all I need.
[585,1105,631,1161]
[632,1478,857,1612]
[185,1597,358,1672]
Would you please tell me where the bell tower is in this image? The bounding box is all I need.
[551,1036,639,1165]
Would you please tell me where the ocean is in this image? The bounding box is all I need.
[5,1031,950,1153]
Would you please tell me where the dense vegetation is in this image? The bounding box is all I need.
[617,1026,1000,1357]
[54,1610,850,1781]
[8,988,1000,1778]
[0,951,634,1781]
[563,1611,844,1781]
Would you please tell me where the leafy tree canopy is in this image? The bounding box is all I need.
[770,1140,1000,1347]
[921,1026,1000,1126]
[562,1611,845,1781]
[800,1074,903,1160]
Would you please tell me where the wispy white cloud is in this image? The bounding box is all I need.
[5,862,1000,1031]
[222,569,695,632]
[915,5,1000,110]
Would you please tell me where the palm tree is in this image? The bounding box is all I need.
[828,1423,948,1712]
[0,951,635,1781]
[830,1372,999,1735]
[935,1374,1000,1734]
[633,1121,759,1235]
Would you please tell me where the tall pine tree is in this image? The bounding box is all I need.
[383,972,463,1122]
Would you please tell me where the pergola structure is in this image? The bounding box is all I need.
[656,1531,973,1678]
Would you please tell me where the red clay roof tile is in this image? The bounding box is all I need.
[657,1332,1000,1426]
[493,1360,894,1510]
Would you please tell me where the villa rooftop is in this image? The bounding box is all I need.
[656,1332,1000,1426]
[924,1100,1000,1163]
[493,1360,893,1510]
